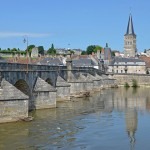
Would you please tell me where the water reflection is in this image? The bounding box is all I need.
[104,87,150,150]
[0,87,150,149]
[125,109,137,150]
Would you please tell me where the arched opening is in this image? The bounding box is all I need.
[14,79,30,96]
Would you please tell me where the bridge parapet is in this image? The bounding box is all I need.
[0,62,67,71]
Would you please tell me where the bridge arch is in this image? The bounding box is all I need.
[14,79,30,96]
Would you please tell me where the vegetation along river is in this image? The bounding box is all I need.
[1,87,150,150]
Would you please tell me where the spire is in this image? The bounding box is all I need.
[125,14,135,35]
[106,43,108,47]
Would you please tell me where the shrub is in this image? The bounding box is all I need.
[132,79,138,87]
[124,82,130,88]
[146,70,149,74]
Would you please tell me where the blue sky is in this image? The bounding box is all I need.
[0,0,150,52]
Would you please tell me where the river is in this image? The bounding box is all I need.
[0,87,150,150]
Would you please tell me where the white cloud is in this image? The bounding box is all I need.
[0,32,51,38]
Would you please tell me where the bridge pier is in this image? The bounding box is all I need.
[0,79,29,123]
[33,77,56,109]
[56,76,70,101]
[86,73,101,92]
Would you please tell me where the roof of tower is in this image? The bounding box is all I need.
[125,14,136,36]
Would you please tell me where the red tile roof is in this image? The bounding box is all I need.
[139,56,150,68]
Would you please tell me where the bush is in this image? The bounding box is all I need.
[124,82,130,88]
[132,79,138,87]
[146,70,149,74]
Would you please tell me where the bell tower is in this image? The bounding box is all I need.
[124,14,137,57]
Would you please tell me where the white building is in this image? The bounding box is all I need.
[108,57,146,74]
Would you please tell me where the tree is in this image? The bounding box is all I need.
[81,51,87,55]
[27,45,35,54]
[70,50,75,54]
[95,45,102,52]
[86,45,96,54]
[11,48,18,52]
[47,44,56,55]
[38,46,44,55]
[86,45,102,54]
[111,51,115,56]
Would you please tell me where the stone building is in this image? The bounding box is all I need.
[100,43,112,65]
[124,14,137,57]
[71,55,101,69]
[108,57,146,74]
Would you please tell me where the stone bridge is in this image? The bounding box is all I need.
[0,62,104,95]
[0,62,116,123]
[0,63,66,95]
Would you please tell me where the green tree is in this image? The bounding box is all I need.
[95,45,102,52]
[38,46,44,55]
[70,50,75,54]
[86,45,102,54]
[11,48,18,52]
[81,51,87,55]
[47,44,56,55]
[86,45,96,54]
[27,45,35,56]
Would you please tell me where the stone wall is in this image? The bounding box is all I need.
[0,100,28,123]
[111,74,150,86]
[56,86,70,101]
[33,91,56,109]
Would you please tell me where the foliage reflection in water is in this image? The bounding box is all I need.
[0,87,150,149]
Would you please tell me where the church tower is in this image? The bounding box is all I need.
[124,14,137,57]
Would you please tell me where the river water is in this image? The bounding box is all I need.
[1,87,150,150]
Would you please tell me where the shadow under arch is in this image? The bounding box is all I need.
[14,79,30,96]
[45,78,53,85]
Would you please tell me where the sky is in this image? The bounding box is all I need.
[0,0,150,52]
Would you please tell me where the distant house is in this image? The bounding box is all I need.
[108,57,146,74]
[113,50,120,57]
[139,56,150,74]
[71,55,101,69]
[37,57,64,66]
[56,48,68,55]
[72,58,96,68]
[72,49,82,55]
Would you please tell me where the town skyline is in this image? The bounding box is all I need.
[0,0,150,52]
